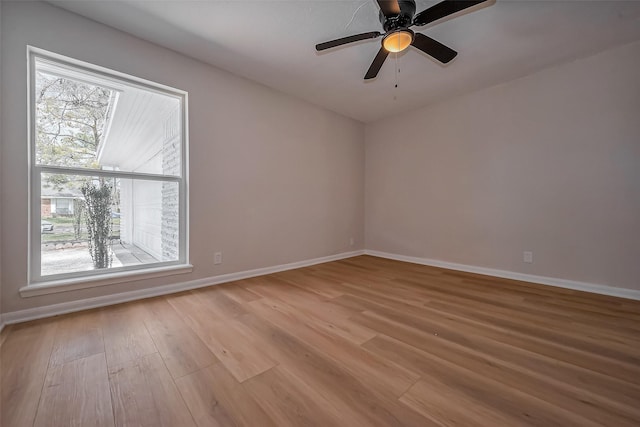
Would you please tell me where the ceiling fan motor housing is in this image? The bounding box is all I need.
[379,0,416,32]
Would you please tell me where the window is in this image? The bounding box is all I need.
[28,47,189,290]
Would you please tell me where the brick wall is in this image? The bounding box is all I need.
[161,107,181,261]
[41,198,52,218]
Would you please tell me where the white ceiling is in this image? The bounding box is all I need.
[49,0,640,123]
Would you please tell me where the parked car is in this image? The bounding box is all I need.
[41,220,54,232]
[111,212,121,218]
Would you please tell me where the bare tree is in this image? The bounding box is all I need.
[35,71,112,189]
[36,72,115,266]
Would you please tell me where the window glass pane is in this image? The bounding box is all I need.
[35,61,182,176]
[41,173,179,277]
[35,71,111,169]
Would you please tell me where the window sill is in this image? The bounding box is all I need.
[20,264,194,298]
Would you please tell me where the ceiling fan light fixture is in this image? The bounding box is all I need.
[382,30,413,53]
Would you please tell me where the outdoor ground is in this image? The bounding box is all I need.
[42,216,120,244]
[40,216,155,276]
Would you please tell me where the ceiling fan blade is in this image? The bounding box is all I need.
[316,32,382,51]
[376,0,401,17]
[411,33,457,63]
[413,0,492,27]
[364,47,389,80]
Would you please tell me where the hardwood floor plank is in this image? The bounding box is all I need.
[387,338,603,427]
[1,321,57,427]
[195,286,249,319]
[102,302,158,372]
[165,290,218,321]
[335,278,640,385]
[366,334,640,426]
[397,278,640,350]
[34,353,114,427]
[108,352,195,427]
[247,297,418,397]
[400,379,530,427]
[395,275,640,342]
[252,293,376,345]
[369,297,640,386]
[168,292,279,382]
[175,362,277,427]
[522,296,640,332]
[243,366,344,427]
[238,275,320,303]
[423,298,640,365]
[216,282,263,304]
[423,291,640,347]
[49,309,104,367]
[353,308,640,414]
[525,292,640,318]
[198,317,280,382]
[237,312,434,427]
[274,268,346,299]
[142,297,218,379]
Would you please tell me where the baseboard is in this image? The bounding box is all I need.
[365,250,640,301]
[7,247,636,325]
[2,249,365,325]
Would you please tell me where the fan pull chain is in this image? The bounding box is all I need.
[394,52,400,100]
[394,52,399,88]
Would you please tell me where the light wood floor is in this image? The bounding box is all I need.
[2,255,640,426]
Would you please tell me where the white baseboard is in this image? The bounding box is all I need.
[365,250,640,301]
[2,250,365,326]
[5,247,637,326]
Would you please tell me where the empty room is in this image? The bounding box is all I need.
[1,0,639,426]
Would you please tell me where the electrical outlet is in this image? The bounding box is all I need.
[349,237,355,246]
[523,251,533,264]
[214,251,223,265]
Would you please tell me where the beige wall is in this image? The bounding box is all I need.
[1,2,638,316]
[0,2,365,313]
[0,1,3,319]
[365,40,640,291]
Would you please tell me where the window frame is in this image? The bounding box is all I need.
[26,46,190,293]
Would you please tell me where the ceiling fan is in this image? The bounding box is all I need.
[316,0,495,79]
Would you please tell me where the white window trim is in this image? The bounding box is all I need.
[20,264,194,298]
[26,46,190,294]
